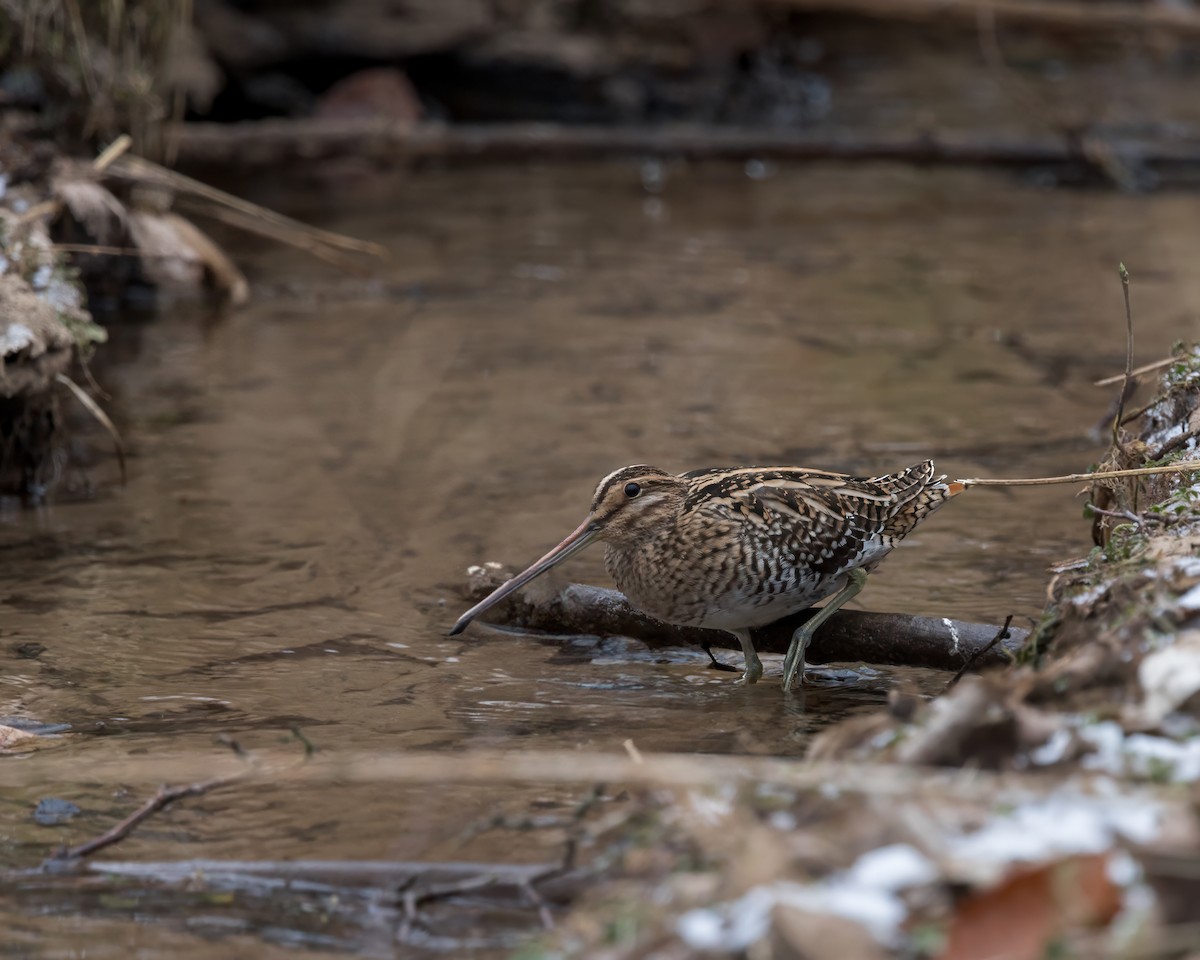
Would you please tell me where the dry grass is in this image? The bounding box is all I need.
[1,0,191,157]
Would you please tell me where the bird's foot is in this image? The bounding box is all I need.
[782,630,811,691]
[735,653,764,685]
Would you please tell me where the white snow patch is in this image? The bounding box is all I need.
[848,844,939,891]
[1069,583,1109,608]
[1178,585,1200,613]
[1173,557,1200,579]
[0,323,35,355]
[1081,720,1200,782]
[942,617,961,654]
[1139,633,1200,724]
[676,844,936,951]
[944,791,1160,884]
[1029,726,1074,766]
[687,787,736,826]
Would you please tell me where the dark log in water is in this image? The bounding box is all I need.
[460,564,1026,672]
[171,120,1199,190]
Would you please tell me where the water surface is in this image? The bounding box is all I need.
[3,161,1199,953]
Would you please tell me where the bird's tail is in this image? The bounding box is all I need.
[873,460,965,538]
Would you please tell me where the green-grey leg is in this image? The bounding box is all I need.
[731,629,763,685]
[782,569,869,691]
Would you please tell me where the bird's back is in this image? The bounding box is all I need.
[603,460,961,630]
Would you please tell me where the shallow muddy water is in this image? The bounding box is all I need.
[3,161,1200,954]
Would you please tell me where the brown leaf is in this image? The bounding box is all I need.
[940,854,1122,960]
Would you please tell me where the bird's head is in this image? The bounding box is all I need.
[448,465,683,635]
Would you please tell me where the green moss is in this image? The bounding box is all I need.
[1102,523,1145,563]
[1019,606,1061,664]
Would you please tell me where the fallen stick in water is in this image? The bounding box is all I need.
[461,564,1026,672]
[172,120,1200,187]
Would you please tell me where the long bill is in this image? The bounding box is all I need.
[448,519,600,636]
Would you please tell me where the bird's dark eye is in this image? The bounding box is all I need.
[624,481,641,499]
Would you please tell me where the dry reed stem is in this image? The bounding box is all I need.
[55,373,126,484]
[1113,264,1134,449]
[93,134,132,172]
[1095,356,1179,386]
[110,154,388,260]
[960,462,1200,487]
[0,748,1168,805]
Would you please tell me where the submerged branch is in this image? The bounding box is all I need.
[45,775,242,866]
[460,564,1025,672]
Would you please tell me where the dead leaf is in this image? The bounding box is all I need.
[940,854,1121,960]
[772,905,889,960]
[128,209,249,304]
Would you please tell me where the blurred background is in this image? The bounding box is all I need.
[3,2,1200,956]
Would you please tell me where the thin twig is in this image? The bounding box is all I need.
[50,775,238,862]
[960,461,1200,487]
[1113,264,1134,449]
[1085,505,1147,529]
[55,373,126,485]
[93,135,131,173]
[519,878,555,930]
[52,242,197,258]
[1095,355,1178,387]
[1120,396,1160,426]
[945,615,1014,690]
[1155,429,1200,462]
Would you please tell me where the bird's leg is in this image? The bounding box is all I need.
[731,629,763,685]
[782,568,868,691]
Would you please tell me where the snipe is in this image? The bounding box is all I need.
[450,460,963,689]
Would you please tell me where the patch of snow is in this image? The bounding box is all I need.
[1173,557,1200,579]
[0,323,34,355]
[1029,726,1074,766]
[1069,583,1108,608]
[944,791,1160,882]
[1138,633,1200,725]
[677,844,937,950]
[1178,586,1200,613]
[846,844,939,892]
[687,787,736,825]
[942,617,961,653]
[1081,720,1200,783]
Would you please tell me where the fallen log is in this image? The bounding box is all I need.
[461,563,1026,672]
[768,0,1200,36]
[171,119,1200,187]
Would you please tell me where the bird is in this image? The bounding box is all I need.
[450,460,963,689]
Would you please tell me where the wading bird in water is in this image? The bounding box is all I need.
[450,460,963,689]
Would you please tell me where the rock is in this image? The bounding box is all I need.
[314,68,423,123]
[33,797,81,825]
